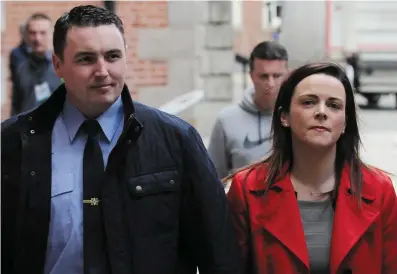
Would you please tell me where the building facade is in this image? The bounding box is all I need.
[1,1,275,121]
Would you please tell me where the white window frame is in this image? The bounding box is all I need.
[232,0,243,30]
[262,1,282,30]
[261,1,270,30]
[0,1,5,31]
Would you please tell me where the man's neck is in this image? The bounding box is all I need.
[291,139,336,189]
[253,97,273,114]
[65,93,107,120]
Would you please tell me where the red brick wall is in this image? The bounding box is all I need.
[1,1,168,120]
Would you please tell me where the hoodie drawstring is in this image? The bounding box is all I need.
[257,112,262,145]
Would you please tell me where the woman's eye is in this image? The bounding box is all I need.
[329,102,341,109]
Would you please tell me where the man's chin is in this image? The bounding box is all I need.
[258,103,275,112]
[96,95,118,106]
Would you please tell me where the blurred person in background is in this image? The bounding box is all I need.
[208,41,288,181]
[227,62,397,274]
[1,5,242,274]
[11,12,61,116]
[9,22,31,85]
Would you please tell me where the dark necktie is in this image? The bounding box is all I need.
[82,120,110,274]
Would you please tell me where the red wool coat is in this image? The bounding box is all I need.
[227,165,397,274]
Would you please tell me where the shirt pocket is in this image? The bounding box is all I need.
[126,169,181,235]
[48,172,74,247]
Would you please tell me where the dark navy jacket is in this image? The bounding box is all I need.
[1,84,243,274]
[11,52,61,116]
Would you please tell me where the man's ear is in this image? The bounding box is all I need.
[279,106,290,127]
[125,44,128,68]
[52,53,63,79]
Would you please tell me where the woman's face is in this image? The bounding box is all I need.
[281,73,346,149]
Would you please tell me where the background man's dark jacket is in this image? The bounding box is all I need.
[1,84,243,274]
[11,52,61,116]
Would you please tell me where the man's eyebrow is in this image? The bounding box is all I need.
[74,51,96,59]
[106,49,122,54]
[73,49,123,59]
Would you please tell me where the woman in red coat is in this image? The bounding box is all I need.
[226,62,397,274]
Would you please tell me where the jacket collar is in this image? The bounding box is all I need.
[248,167,310,268]
[19,83,142,137]
[247,163,294,193]
[15,83,144,272]
[247,163,376,200]
[248,164,379,273]
[330,165,379,274]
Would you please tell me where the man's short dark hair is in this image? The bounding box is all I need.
[249,41,288,71]
[53,5,125,61]
[26,13,51,31]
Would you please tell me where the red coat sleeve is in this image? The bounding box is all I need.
[381,175,397,273]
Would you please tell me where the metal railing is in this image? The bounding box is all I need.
[159,89,204,116]
[235,53,249,90]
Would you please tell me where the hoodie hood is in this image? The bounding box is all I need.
[208,86,274,177]
[239,87,272,116]
[208,86,274,178]
[238,86,272,154]
[239,87,258,114]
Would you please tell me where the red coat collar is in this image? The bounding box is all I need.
[246,164,380,273]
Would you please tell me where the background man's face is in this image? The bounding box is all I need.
[250,58,288,111]
[27,18,52,55]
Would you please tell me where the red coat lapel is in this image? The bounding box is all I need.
[330,167,380,274]
[248,171,310,270]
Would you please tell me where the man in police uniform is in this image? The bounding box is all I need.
[1,5,242,274]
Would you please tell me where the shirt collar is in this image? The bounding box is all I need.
[62,96,123,143]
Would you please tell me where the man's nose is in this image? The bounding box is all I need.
[94,59,110,77]
[267,76,276,88]
[31,33,40,42]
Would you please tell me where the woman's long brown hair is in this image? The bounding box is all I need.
[224,62,365,205]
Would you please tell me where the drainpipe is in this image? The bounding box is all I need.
[104,1,116,13]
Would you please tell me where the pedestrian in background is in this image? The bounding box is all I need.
[208,41,288,183]
[11,13,61,116]
[9,22,31,87]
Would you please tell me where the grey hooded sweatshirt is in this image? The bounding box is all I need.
[208,87,273,179]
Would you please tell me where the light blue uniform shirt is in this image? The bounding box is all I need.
[44,97,124,274]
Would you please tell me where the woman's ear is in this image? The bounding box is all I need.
[279,106,290,127]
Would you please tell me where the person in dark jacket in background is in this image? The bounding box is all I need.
[11,13,61,116]
[9,22,31,85]
[1,5,242,274]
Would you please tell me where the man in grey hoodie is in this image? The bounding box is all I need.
[208,41,288,180]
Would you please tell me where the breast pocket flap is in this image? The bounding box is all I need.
[127,169,180,197]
